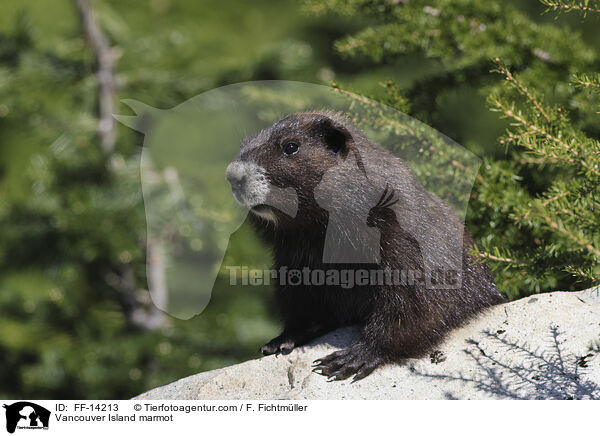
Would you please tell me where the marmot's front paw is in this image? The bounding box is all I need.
[259,334,296,355]
[312,343,385,381]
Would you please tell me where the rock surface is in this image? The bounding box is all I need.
[136,287,600,400]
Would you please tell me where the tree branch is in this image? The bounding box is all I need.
[76,0,167,330]
[540,0,600,15]
[493,59,551,123]
[75,0,118,155]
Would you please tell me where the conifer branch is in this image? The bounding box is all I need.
[493,59,551,123]
[573,73,600,91]
[503,130,539,146]
[474,252,523,264]
[492,98,600,177]
[564,265,600,283]
[470,245,529,267]
[520,191,569,220]
[495,101,569,151]
[543,215,600,258]
[540,0,600,15]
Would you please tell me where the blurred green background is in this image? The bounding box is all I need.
[0,0,598,399]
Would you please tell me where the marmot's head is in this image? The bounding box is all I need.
[226,112,363,224]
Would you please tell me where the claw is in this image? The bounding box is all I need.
[351,362,378,382]
[313,345,383,381]
[260,335,297,356]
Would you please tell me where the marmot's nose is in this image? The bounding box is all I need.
[226,163,247,192]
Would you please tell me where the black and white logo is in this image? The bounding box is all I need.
[3,402,50,434]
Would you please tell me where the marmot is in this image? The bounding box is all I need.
[225,111,505,381]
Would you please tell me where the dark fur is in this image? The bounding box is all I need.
[229,111,505,381]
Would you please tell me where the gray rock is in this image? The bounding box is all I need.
[136,288,600,400]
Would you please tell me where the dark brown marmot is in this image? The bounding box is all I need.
[225,111,505,381]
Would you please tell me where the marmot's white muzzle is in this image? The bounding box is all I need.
[225,161,270,208]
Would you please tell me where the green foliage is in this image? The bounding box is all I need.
[305,0,600,297]
[479,60,600,285]
[0,0,312,399]
[540,0,600,16]
[1,0,599,399]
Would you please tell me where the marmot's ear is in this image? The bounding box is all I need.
[313,117,352,155]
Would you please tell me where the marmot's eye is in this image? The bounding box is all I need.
[283,141,300,156]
